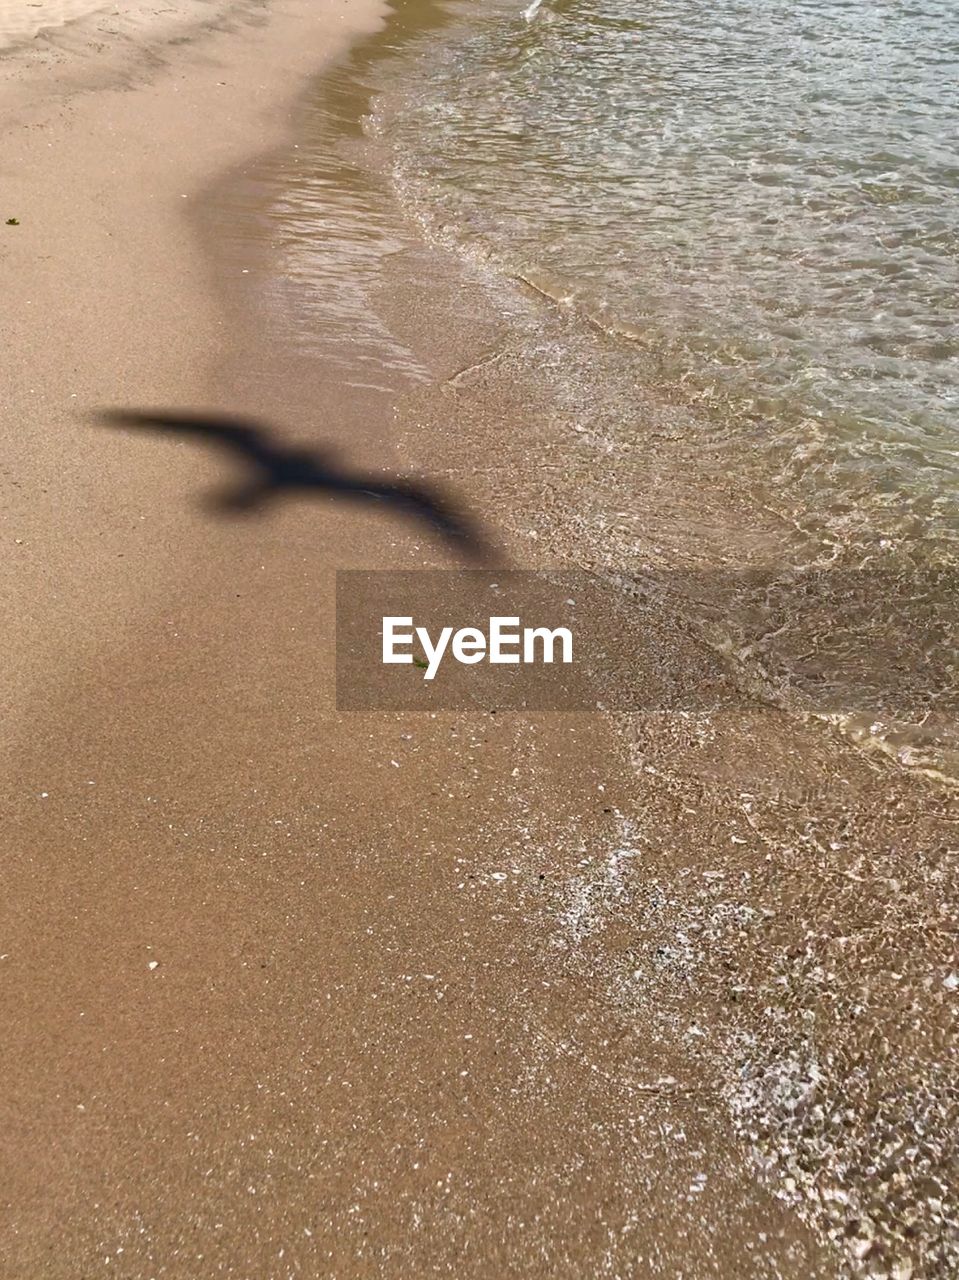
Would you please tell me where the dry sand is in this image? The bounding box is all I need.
[0,0,114,50]
[0,1,944,1277]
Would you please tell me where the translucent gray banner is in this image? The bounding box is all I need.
[334,569,957,718]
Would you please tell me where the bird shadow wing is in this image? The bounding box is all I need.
[97,410,273,464]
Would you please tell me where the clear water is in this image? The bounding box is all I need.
[378,0,959,560]
[250,0,958,774]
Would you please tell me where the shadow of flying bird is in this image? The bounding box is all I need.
[97,409,489,560]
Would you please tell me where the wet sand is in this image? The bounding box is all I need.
[0,2,952,1278]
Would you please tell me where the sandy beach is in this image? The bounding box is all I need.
[0,1,954,1277]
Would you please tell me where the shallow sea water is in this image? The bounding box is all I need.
[380,0,959,559]
[241,0,959,781]
[211,5,957,1274]
[355,0,959,780]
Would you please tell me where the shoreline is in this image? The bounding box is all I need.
[0,2,834,1273]
[0,1,953,1276]
[272,8,956,1274]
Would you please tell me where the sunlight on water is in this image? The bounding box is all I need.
[381,0,959,557]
